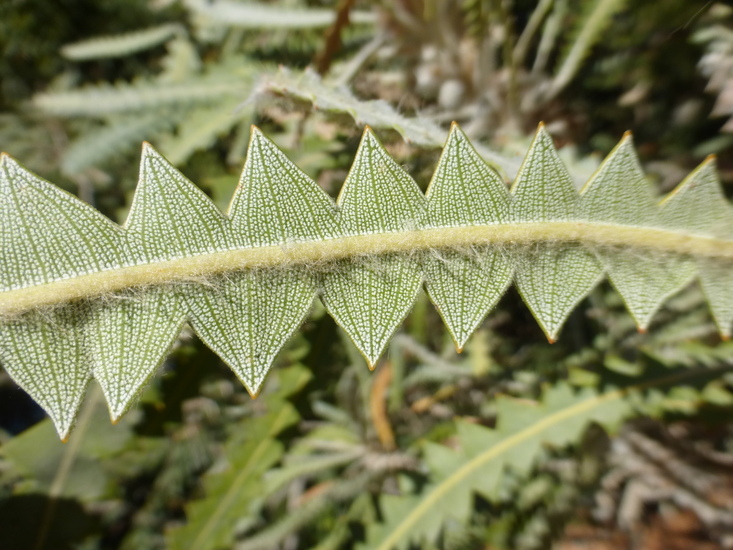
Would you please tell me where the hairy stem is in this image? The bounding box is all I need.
[2,221,730,317]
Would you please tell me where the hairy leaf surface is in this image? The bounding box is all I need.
[1,124,732,438]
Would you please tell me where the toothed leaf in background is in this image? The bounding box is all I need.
[166,365,308,550]
[511,126,603,340]
[257,68,522,179]
[158,96,250,166]
[362,379,663,550]
[424,125,512,348]
[60,23,184,61]
[61,112,180,176]
[362,363,720,550]
[33,74,246,117]
[1,388,135,501]
[187,0,376,29]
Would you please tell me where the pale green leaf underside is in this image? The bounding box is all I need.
[1,123,732,438]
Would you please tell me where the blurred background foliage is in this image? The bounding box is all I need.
[2,0,733,549]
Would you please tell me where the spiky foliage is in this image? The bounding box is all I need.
[1,122,732,439]
[1,2,732,549]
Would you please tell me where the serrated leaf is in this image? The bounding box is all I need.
[336,128,427,235]
[510,125,579,222]
[126,143,234,261]
[511,126,603,340]
[660,156,733,239]
[697,258,733,338]
[600,249,696,330]
[660,158,733,335]
[0,308,90,440]
[580,132,657,226]
[422,248,512,350]
[0,155,126,291]
[229,127,340,246]
[322,256,422,367]
[2,124,733,436]
[89,288,187,421]
[579,134,691,328]
[186,269,315,395]
[322,129,426,365]
[423,126,513,348]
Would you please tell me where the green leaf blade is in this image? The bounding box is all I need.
[0,155,126,291]
[229,127,341,246]
[186,269,315,395]
[0,309,91,440]
[510,126,603,340]
[125,144,233,263]
[90,288,187,421]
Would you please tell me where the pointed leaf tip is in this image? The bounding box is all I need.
[0,152,19,171]
[362,125,377,142]
[140,141,165,163]
[530,122,553,146]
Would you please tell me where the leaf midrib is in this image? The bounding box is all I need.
[2,220,731,317]
[373,367,730,550]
